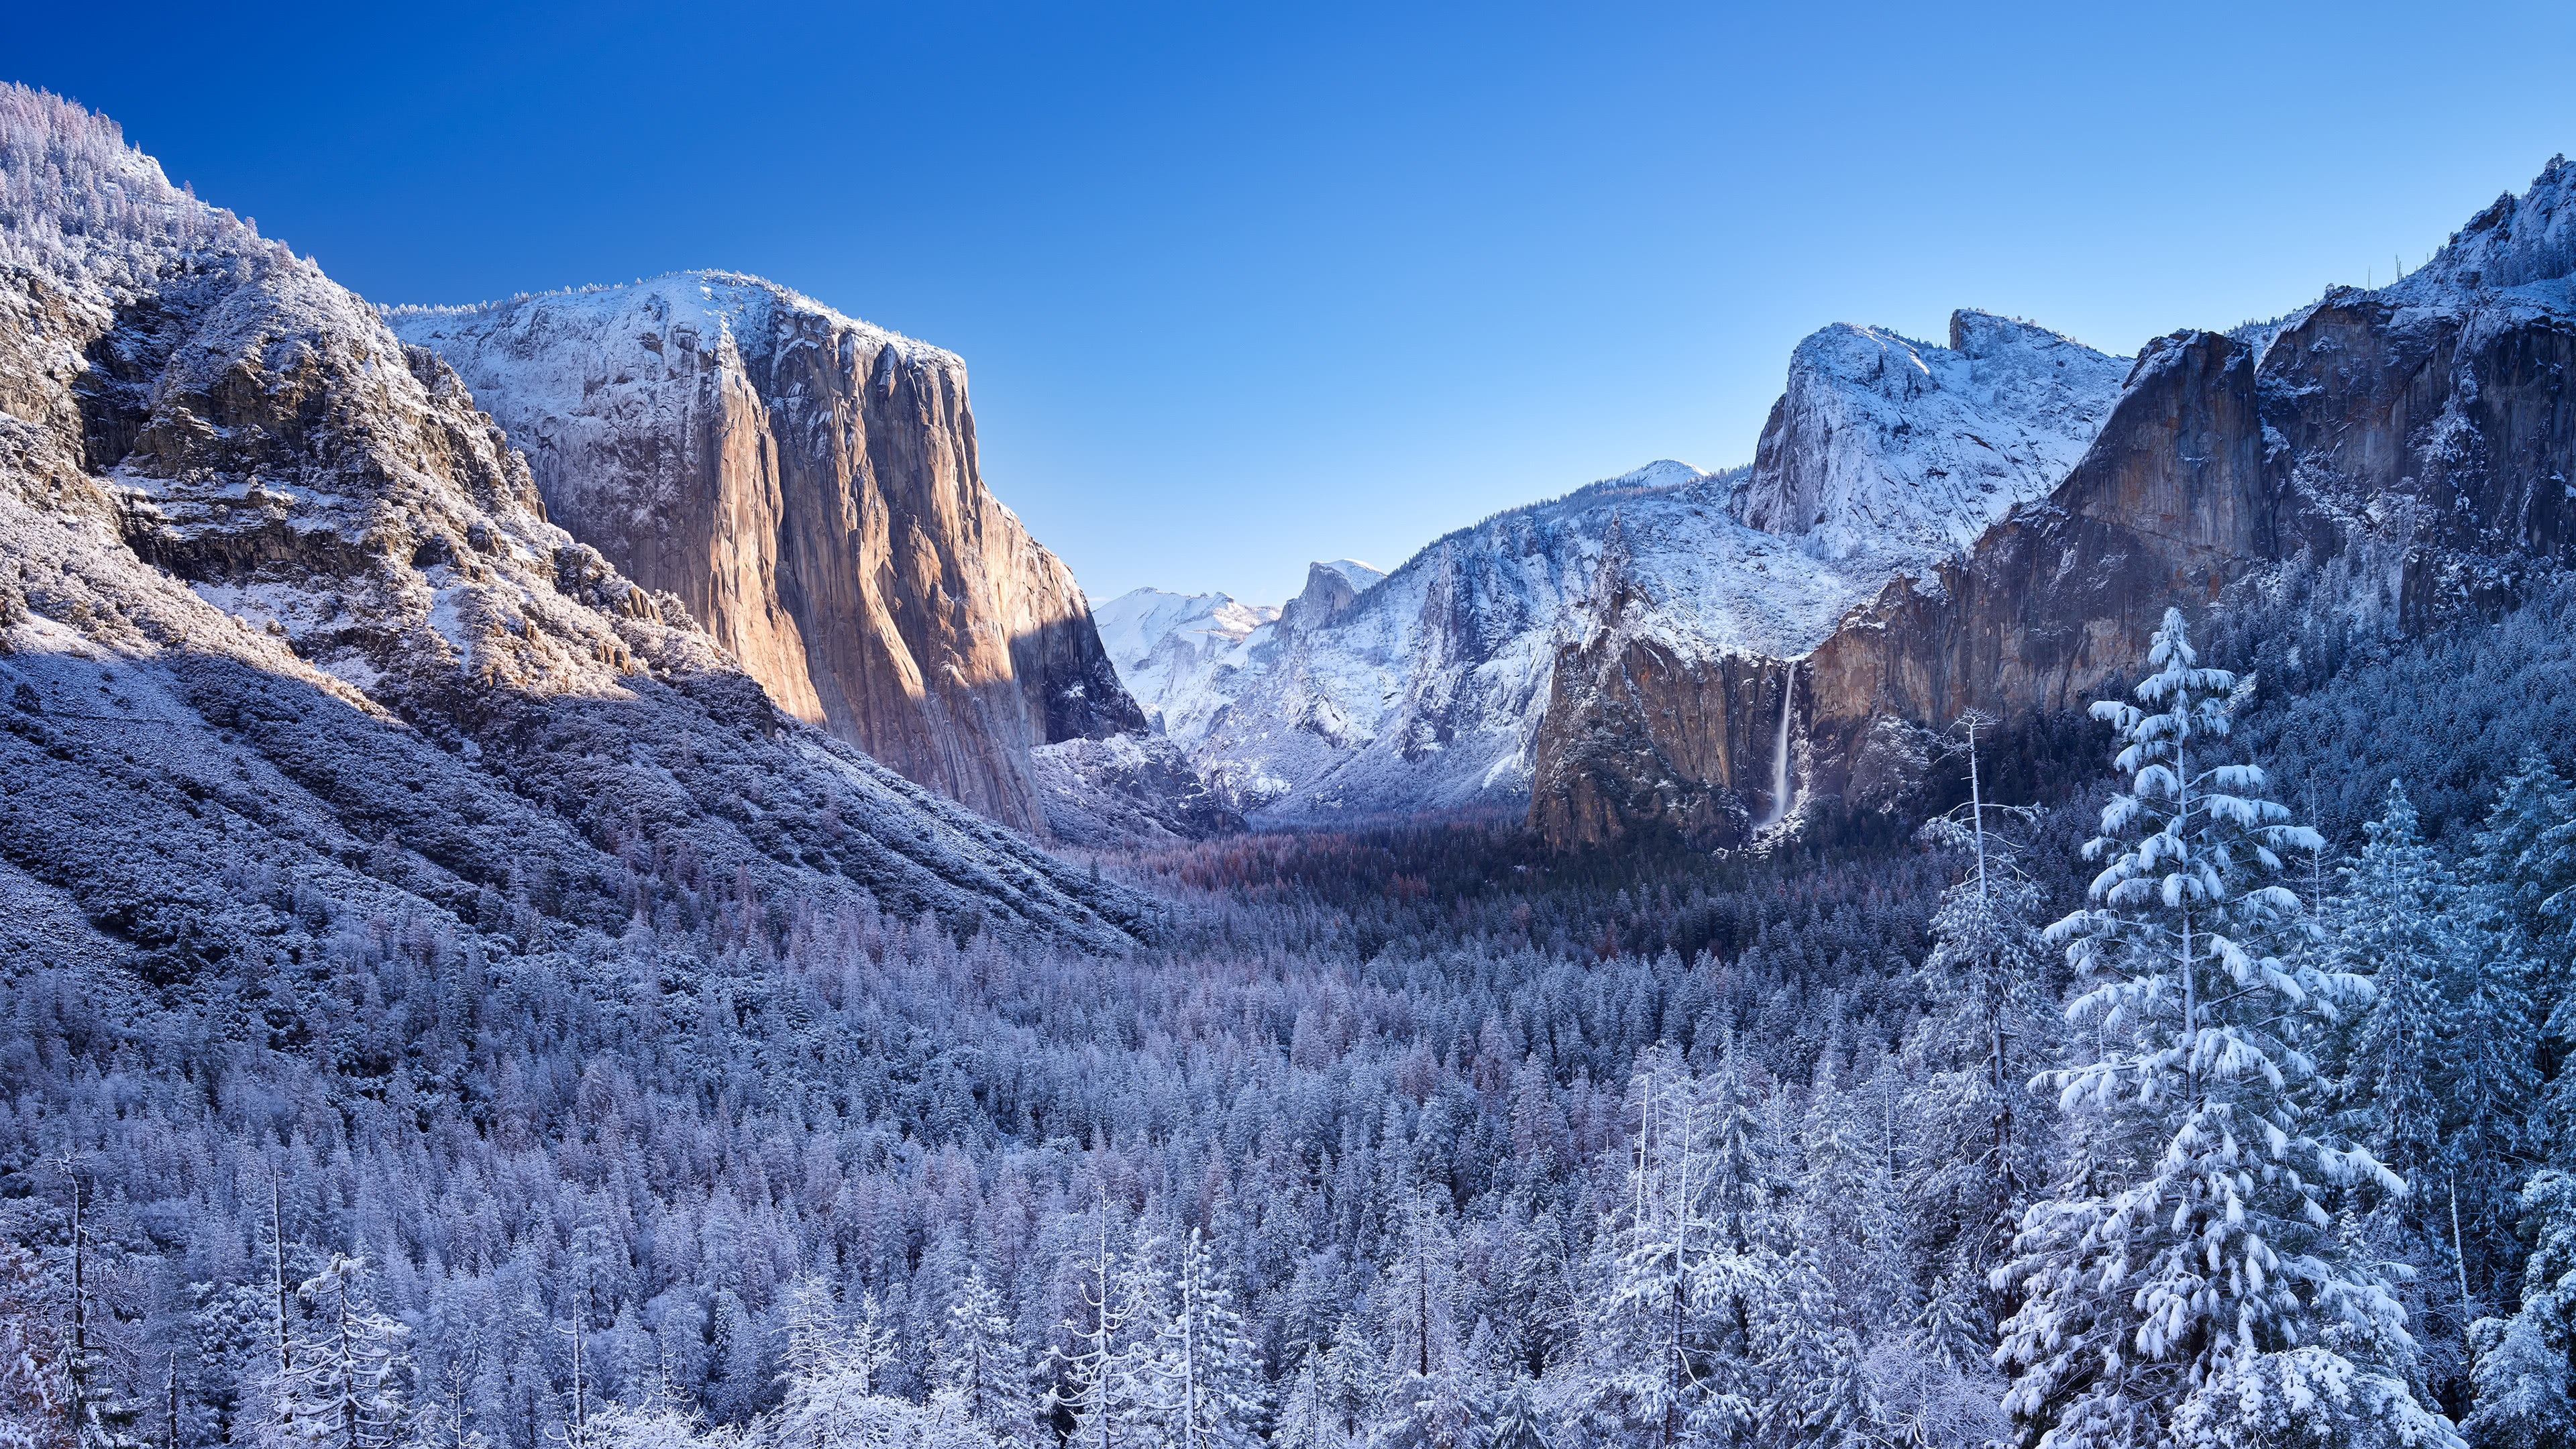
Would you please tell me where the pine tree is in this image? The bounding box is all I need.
[270,1257,409,1449]
[1130,1230,1263,1449]
[56,1171,142,1449]
[1045,1209,1137,1449]
[1750,1242,1864,1449]
[2472,755,2576,1167]
[1906,810,2054,1365]
[933,1267,1031,1447]
[1580,1051,1762,1448]
[2335,781,2540,1369]
[1994,608,2440,1449]
[769,1285,912,1449]
[2463,1171,2576,1449]
[1369,1193,1482,1449]
[0,1241,72,1449]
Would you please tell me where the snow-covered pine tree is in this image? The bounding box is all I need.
[55,1171,142,1449]
[932,1267,1031,1447]
[1044,1209,1136,1449]
[2472,753,2576,955]
[0,1240,71,1449]
[1793,1049,1913,1339]
[1271,1349,1345,1449]
[769,1283,914,1449]
[1133,1230,1263,1449]
[2335,781,2540,1371]
[1994,608,2443,1449]
[269,1257,409,1449]
[2472,754,2576,1167]
[1750,1243,1864,1449]
[1578,1050,1763,1449]
[1907,718,2054,1365]
[1482,1385,1551,1449]
[1367,1192,1481,1449]
[2463,1170,2576,1449]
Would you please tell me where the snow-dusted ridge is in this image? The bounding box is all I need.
[1106,310,2129,824]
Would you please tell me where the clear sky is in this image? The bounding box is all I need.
[16,1,2576,604]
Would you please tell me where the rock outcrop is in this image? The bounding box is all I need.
[1736,311,2129,559]
[389,278,1146,837]
[0,85,1153,961]
[1028,733,1248,847]
[1531,157,2576,848]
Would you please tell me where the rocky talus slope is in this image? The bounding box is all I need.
[389,278,1146,838]
[1534,157,2576,848]
[0,85,1152,968]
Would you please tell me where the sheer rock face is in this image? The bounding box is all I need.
[1532,158,2576,849]
[390,277,1144,837]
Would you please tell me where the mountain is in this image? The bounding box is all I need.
[0,85,1152,960]
[1733,309,2131,558]
[1534,156,2576,847]
[1106,312,2124,826]
[1089,584,1281,735]
[386,276,1149,839]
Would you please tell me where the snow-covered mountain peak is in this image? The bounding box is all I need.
[2402,154,2576,295]
[1090,586,1279,676]
[1737,309,2127,560]
[1314,558,1386,590]
[386,270,960,381]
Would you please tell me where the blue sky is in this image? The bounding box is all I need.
[17,1,2576,603]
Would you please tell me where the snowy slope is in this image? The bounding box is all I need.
[1735,311,2127,559]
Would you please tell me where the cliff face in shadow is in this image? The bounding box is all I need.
[391,276,1144,837]
[1533,158,2576,849]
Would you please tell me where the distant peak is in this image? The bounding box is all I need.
[2405,154,2576,294]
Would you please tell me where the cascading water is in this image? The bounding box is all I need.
[1754,665,1795,830]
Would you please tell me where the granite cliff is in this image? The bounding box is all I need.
[390,278,1147,838]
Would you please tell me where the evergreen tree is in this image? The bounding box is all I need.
[1579,1051,1762,1448]
[1994,609,2438,1449]
[769,1286,912,1449]
[1045,1210,1138,1449]
[2463,1171,2576,1449]
[270,1257,409,1449]
[1369,1193,1481,1449]
[932,1268,1030,1448]
[1131,1230,1263,1449]
[1907,861,2053,1364]
[2471,755,2576,1167]
[2336,782,2540,1369]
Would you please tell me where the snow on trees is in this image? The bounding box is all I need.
[1994,608,2449,1449]
[266,1258,408,1449]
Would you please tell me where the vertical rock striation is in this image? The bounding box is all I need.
[390,277,1145,837]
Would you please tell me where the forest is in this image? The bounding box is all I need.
[5,590,2575,1449]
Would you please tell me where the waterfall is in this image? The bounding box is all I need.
[1755,665,1795,830]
